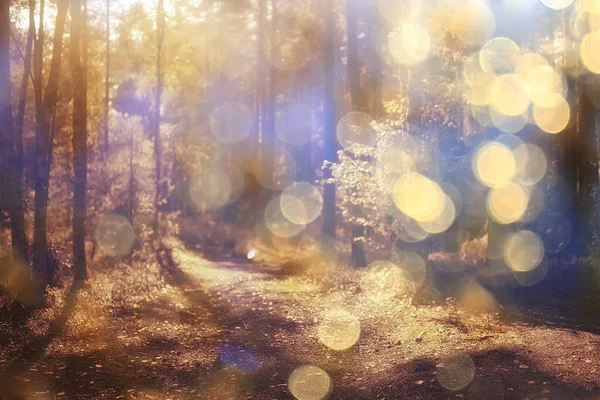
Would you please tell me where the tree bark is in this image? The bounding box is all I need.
[104,0,110,156]
[345,0,367,267]
[70,0,88,281]
[153,0,165,243]
[0,0,29,266]
[34,0,68,282]
[322,0,337,238]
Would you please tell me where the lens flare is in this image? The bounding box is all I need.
[533,94,570,134]
[437,353,476,391]
[473,142,516,188]
[317,309,361,351]
[451,1,496,46]
[491,74,530,116]
[487,182,530,224]
[209,103,252,145]
[360,260,412,301]
[479,37,520,74]
[275,104,313,146]
[514,144,547,186]
[505,230,545,272]
[388,22,431,66]
[393,173,445,223]
[288,365,332,400]
[95,214,136,258]
[540,0,574,10]
[580,31,600,74]
[281,182,323,225]
[265,196,306,238]
[336,111,376,149]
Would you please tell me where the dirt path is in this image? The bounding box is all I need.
[1,248,600,399]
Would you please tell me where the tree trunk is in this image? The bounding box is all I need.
[322,0,337,238]
[0,0,29,266]
[15,0,35,190]
[263,0,277,192]
[345,0,367,267]
[70,0,87,281]
[104,0,110,156]
[153,0,165,244]
[34,0,68,282]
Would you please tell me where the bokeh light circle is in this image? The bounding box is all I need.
[395,251,428,286]
[336,111,376,149]
[505,230,545,272]
[388,22,431,66]
[487,182,530,224]
[209,103,252,144]
[275,104,313,146]
[533,94,570,134]
[581,31,600,74]
[392,173,445,223]
[189,164,243,211]
[281,182,323,225]
[514,144,547,186]
[473,142,516,188]
[540,0,574,10]
[360,260,412,301]
[288,365,332,400]
[514,257,549,286]
[265,196,306,238]
[317,309,361,351]
[254,147,297,190]
[452,1,496,46]
[217,343,263,373]
[95,214,136,258]
[437,353,476,391]
[479,37,520,74]
[491,74,530,116]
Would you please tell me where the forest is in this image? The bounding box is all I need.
[0,0,600,398]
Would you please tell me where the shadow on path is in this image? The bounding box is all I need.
[0,280,85,399]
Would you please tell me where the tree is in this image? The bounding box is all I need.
[153,0,165,244]
[34,0,69,282]
[0,0,29,267]
[345,0,367,267]
[321,0,337,238]
[104,0,110,156]
[70,0,88,281]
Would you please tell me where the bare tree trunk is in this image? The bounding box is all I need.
[322,0,337,238]
[346,0,367,267]
[128,121,134,225]
[153,0,165,244]
[31,0,43,191]
[263,0,277,192]
[70,0,88,281]
[34,0,68,282]
[15,0,35,183]
[104,0,110,155]
[2,0,31,266]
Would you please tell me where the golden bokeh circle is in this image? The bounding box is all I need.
[473,142,516,188]
[505,230,545,272]
[288,365,332,400]
[336,111,376,149]
[209,103,252,145]
[487,182,530,224]
[533,94,570,134]
[317,309,361,351]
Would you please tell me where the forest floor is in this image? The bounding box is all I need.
[1,242,600,399]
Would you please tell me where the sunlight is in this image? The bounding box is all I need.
[4,0,600,398]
